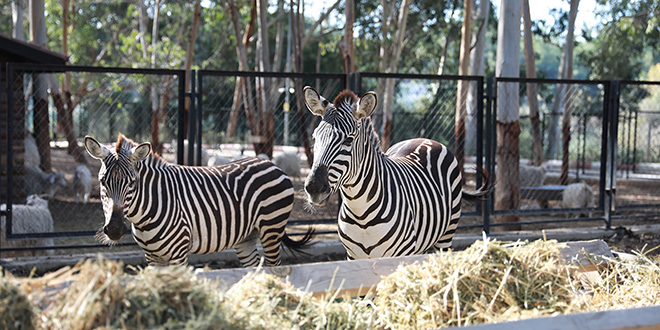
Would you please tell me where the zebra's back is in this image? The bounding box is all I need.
[132,157,295,265]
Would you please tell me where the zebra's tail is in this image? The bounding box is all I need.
[462,167,495,203]
[281,226,317,257]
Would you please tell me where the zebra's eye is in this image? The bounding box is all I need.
[343,136,354,146]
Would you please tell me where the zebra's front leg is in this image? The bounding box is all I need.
[144,248,190,266]
[233,231,261,267]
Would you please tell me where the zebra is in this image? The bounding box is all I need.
[302,87,491,259]
[83,133,314,266]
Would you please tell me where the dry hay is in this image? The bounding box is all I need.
[579,246,660,311]
[223,271,375,329]
[375,239,578,329]
[1,239,660,329]
[0,275,36,330]
[20,258,232,330]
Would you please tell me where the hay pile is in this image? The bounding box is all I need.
[581,248,660,311]
[223,271,374,329]
[1,239,659,329]
[30,258,232,330]
[0,276,36,330]
[375,239,578,329]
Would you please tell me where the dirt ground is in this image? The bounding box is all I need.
[11,147,660,261]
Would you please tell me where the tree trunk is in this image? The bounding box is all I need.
[455,0,472,176]
[560,0,580,185]
[291,0,313,166]
[149,0,163,153]
[30,0,50,171]
[374,0,395,131]
[12,0,24,40]
[255,0,273,157]
[226,0,256,139]
[343,0,355,88]
[494,0,522,229]
[380,0,412,151]
[522,0,543,166]
[182,0,202,144]
[465,0,490,156]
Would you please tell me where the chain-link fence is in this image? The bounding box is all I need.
[358,73,486,223]
[616,81,660,213]
[194,71,347,236]
[2,64,185,256]
[4,65,660,256]
[487,78,608,231]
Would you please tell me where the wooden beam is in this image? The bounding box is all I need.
[455,305,660,330]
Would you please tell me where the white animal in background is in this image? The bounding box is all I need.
[519,164,546,187]
[72,165,92,204]
[24,164,68,198]
[0,195,55,258]
[207,155,233,167]
[562,182,595,217]
[256,153,270,160]
[273,152,301,178]
[24,133,40,168]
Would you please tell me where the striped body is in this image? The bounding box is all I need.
[303,88,488,259]
[339,137,462,258]
[85,135,299,266]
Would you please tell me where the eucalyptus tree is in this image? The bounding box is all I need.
[495,0,522,228]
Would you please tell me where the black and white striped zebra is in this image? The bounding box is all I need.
[303,87,491,259]
[84,134,313,266]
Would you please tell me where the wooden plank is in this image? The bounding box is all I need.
[454,305,660,330]
[204,254,431,297]
[202,240,613,297]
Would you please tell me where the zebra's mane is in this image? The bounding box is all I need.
[332,90,359,109]
[116,133,165,163]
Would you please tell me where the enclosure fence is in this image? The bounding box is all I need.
[2,63,660,256]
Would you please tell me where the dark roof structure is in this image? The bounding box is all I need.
[0,33,68,64]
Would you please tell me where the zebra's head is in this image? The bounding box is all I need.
[84,134,151,244]
[303,86,377,206]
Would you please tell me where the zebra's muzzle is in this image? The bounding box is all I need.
[103,207,128,241]
[305,165,331,206]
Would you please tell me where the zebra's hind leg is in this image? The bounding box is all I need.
[234,231,261,267]
[258,226,285,267]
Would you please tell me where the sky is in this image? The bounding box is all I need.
[525,0,603,37]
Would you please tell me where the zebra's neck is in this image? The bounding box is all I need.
[341,118,387,204]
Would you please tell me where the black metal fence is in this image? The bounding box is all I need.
[2,63,660,257]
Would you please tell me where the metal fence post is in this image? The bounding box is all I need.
[483,77,495,234]
[195,70,203,166]
[604,80,621,229]
[349,72,360,94]
[187,70,196,166]
[476,77,484,219]
[177,71,186,165]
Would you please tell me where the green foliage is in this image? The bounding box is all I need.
[578,0,660,80]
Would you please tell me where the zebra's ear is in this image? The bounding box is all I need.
[130,142,151,163]
[84,136,110,160]
[303,86,326,116]
[354,91,377,120]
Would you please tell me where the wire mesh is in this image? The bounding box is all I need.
[3,65,182,255]
[489,79,607,230]
[616,82,660,209]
